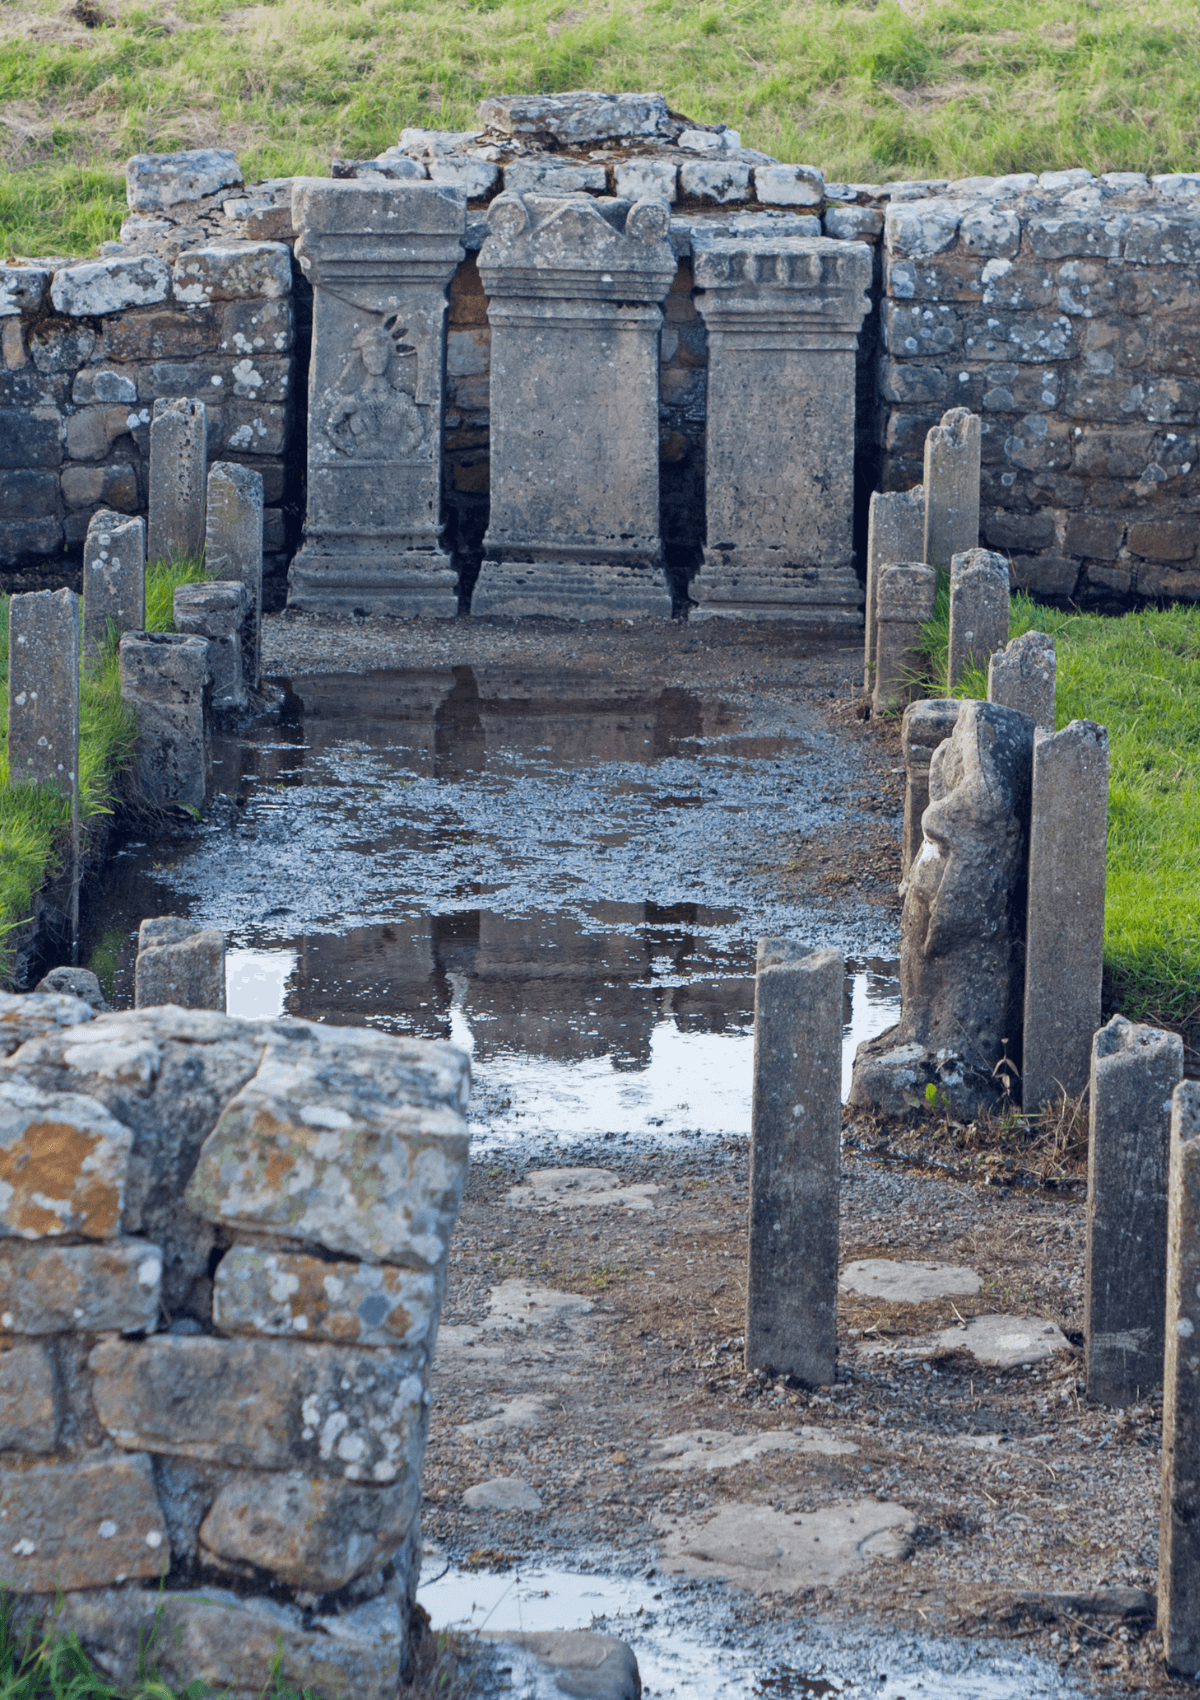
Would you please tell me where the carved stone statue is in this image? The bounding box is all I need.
[323,320,425,459]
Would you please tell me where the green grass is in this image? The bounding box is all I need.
[921,583,1200,1030]
[4,0,1200,254]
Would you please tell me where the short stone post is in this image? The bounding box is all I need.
[899,698,961,877]
[1160,1079,1200,1678]
[1085,1015,1183,1405]
[988,630,1056,732]
[82,510,145,663]
[147,398,208,565]
[947,547,1010,685]
[205,462,263,690]
[135,916,225,1010]
[8,589,80,798]
[865,486,925,689]
[746,941,843,1385]
[174,583,249,712]
[1022,720,1108,1110]
[118,631,211,810]
[923,407,980,575]
[871,563,936,716]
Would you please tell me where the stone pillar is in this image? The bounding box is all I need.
[119,631,210,810]
[174,582,249,712]
[988,630,1055,731]
[83,510,145,664]
[899,698,960,877]
[289,180,464,617]
[472,193,677,619]
[205,462,263,689]
[135,916,226,1010]
[147,398,207,565]
[1085,1015,1183,1405]
[948,547,1010,685]
[923,407,980,575]
[688,237,872,624]
[850,700,1032,1118]
[1022,720,1108,1111]
[872,562,936,716]
[8,589,80,801]
[746,941,843,1385]
[1160,1079,1200,1679]
[865,486,925,689]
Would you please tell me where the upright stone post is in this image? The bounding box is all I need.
[865,486,925,688]
[1022,720,1108,1110]
[472,193,677,618]
[746,941,843,1385]
[1160,1079,1200,1679]
[289,180,464,616]
[119,631,211,810]
[947,547,1009,684]
[988,630,1056,731]
[82,511,145,664]
[8,589,80,799]
[899,699,960,878]
[135,916,225,1010]
[205,462,263,689]
[147,398,207,565]
[1085,1015,1183,1406]
[173,583,249,712]
[871,563,936,716]
[688,237,872,623]
[923,407,980,575]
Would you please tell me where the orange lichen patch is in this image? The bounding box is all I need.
[0,1115,123,1238]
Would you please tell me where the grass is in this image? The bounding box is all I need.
[4,0,1200,254]
[920,580,1200,1032]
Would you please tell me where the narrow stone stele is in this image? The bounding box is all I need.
[134,917,226,1011]
[872,562,936,716]
[923,407,980,576]
[746,941,843,1386]
[147,397,207,565]
[1159,1079,1200,1679]
[118,631,210,809]
[899,698,960,877]
[850,700,1032,1117]
[8,589,80,802]
[82,510,145,664]
[204,462,263,689]
[1022,719,1108,1110]
[1085,1015,1183,1406]
[865,485,925,688]
[471,192,677,618]
[988,629,1056,731]
[289,180,464,616]
[173,582,249,712]
[689,237,872,625]
[947,547,1010,684]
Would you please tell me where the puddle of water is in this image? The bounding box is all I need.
[226,948,297,1020]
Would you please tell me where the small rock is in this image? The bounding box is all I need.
[839,1258,982,1303]
[505,1168,660,1213]
[659,1498,916,1592]
[34,967,108,1011]
[644,1427,857,1472]
[463,1477,543,1512]
[483,1631,640,1700]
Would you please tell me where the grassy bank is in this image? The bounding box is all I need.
[4,0,1200,254]
[921,587,1200,1031]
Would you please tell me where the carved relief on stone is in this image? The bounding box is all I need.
[321,316,427,461]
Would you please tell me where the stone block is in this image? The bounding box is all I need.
[90,1334,426,1481]
[746,942,842,1385]
[62,463,138,512]
[29,324,96,374]
[172,244,292,306]
[0,1239,161,1333]
[899,698,961,876]
[83,510,145,663]
[615,158,677,202]
[33,967,106,1011]
[679,161,752,203]
[0,1077,132,1239]
[1086,1016,1183,1404]
[948,547,1009,684]
[118,631,211,810]
[864,485,925,688]
[484,1632,641,1700]
[502,160,607,194]
[0,518,63,564]
[65,406,133,463]
[262,506,285,551]
[883,300,962,360]
[885,198,968,259]
[173,583,249,712]
[0,470,58,520]
[0,410,62,469]
[213,1246,438,1349]
[0,989,92,1057]
[102,308,222,363]
[872,563,936,715]
[398,128,482,159]
[204,461,263,689]
[51,257,170,318]
[147,397,206,565]
[987,629,1056,731]
[126,148,243,212]
[1125,212,1200,265]
[428,156,498,197]
[958,205,1022,257]
[1126,520,1196,561]
[8,587,79,801]
[924,407,980,575]
[221,400,287,456]
[825,205,883,239]
[0,1454,167,1591]
[0,265,51,316]
[0,1344,55,1450]
[1160,1079,1200,1677]
[220,298,293,356]
[754,165,823,207]
[477,91,670,142]
[135,917,225,1011]
[199,1471,419,1589]
[1027,213,1127,260]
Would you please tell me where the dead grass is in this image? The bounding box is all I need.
[846,1090,1091,1191]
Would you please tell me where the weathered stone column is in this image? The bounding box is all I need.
[147,398,207,565]
[119,631,210,809]
[135,916,226,1010]
[205,462,263,689]
[83,511,145,664]
[988,630,1055,731]
[1085,1015,1183,1405]
[290,179,464,616]
[472,193,677,618]
[872,562,936,716]
[923,407,980,575]
[1022,719,1108,1110]
[1160,1079,1200,1678]
[865,485,925,689]
[688,236,872,623]
[746,941,843,1386]
[8,589,80,800]
[948,547,1010,684]
[174,582,249,712]
[899,698,960,877]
